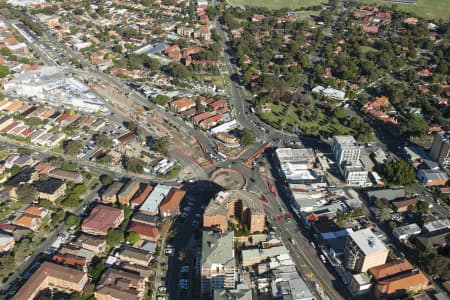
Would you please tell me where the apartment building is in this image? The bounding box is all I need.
[430,131,450,168]
[332,135,361,168]
[344,228,389,273]
[201,230,236,296]
[13,261,88,300]
[81,205,124,236]
[203,190,265,233]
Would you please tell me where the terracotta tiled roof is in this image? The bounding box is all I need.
[377,271,431,295]
[159,188,186,213]
[127,221,160,241]
[369,259,414,281]
[131,185,153,207]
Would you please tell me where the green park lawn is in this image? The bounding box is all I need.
[258,102,356,137]
[358,0,450,20]
[226,0,325,9]
[359,45,379,54]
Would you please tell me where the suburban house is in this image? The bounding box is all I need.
[170,97,195,112]
[127,221,160,242]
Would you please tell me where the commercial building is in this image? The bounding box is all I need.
[423,218,450,233]
[332,135,361,168]
[5,67,107,113]
[213,289,252,300]
[13,261,88,300]
[241,245,289,266]
[275,148,318,182]
[392,223,421,242]
[343,165,368,186]
[201,230,236,296]
[417,169,449,186]
[82,205,124,236]
[332,136,369,186]
[344,228,389,273]
[203,190,265,233]
[430,132,450,168]
[101,181,125,203]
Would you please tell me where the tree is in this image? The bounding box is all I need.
[127,121,139,134]
[151,137,169,155]
[153,95,170,105]
[0,254,15,281]
[206,6,217,19]
[239,128,256,146]
[15,184,38,202]
[63,139,83,156]
[416,201,429,214]
[124,157,144,174]
[106,229,125,247]
[100,175,113,186]
[62,194,79,208]
[95,134,113,148]
[379,207,392,222]
[0,65,10,78]
[65,214,80,228]
[382,160,416,186]
[167,62,190,79]
[126,232,141,244]
[89,258,105,281]
[51,210,66,226]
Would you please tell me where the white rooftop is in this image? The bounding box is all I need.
[348,228,387,255]
[276,148,315,163]
[333,135,358,146]
[140,184,172,214]
[423,219,450,233]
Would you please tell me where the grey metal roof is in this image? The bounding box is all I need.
[201,230,235,267]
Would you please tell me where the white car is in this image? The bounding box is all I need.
[183,206,191,212]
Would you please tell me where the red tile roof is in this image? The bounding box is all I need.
[82,205,123,235]
[369,259,414,281]
[131,185,153,207]
[159,188,186,215]
[127,221,160,241]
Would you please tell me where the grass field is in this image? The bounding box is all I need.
[226,0,325,9]
[358,0,450,20]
